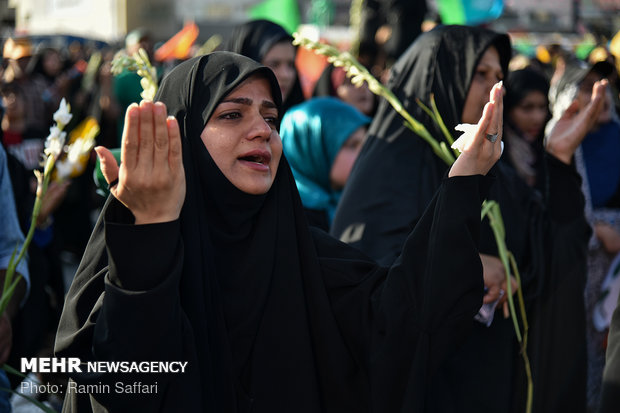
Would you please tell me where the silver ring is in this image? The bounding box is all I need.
[486,133,498,143]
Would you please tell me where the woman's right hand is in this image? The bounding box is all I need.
[95,100,185,225]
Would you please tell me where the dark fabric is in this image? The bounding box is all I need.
[225,19,305,115]
[303,207,330,231]
[312,65,339,98]
[55,51,493,413]
[331,25,589,413]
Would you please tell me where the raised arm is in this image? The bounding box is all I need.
[56,102,197,412]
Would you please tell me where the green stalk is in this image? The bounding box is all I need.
[0,154,55,315]
[484,202,521,342]
[508,251,532,413]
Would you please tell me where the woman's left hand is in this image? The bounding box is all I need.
[449,81,504,177]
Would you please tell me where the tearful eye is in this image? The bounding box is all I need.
[220,112,241,120]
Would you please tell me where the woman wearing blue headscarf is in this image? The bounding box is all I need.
[281,97,371,230]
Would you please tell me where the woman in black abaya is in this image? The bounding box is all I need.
[331,25,607,412]
[225,19,305,115]
[55,51,503,412]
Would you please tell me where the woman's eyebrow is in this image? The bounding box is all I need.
[220,97,277,109]
[220,97,253,105]
[262,100,277,109]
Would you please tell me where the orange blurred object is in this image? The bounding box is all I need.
[3,37,33,60]
[295,46,329,99]
[155,22,199,62]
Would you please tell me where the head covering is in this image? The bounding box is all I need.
[332,24,511,264]
[281,97,371,222]
[504,67,550,114]
[226,19,292,63]
[225,19,305,114]
[56,51,368,412]
[312,65,346,98]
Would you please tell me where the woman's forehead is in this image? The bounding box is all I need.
[215,74,278,116]
[221,74,276,103]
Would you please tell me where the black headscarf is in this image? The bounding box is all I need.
[225,19,306,114]
[331,24,511,265]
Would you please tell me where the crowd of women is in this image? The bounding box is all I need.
[1,16,620,413]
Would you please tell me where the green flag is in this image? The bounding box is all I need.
[249,0,301,34]
[437,0,504,25]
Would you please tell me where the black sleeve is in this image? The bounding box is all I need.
[315,174,492,412]
[55,199,201,412]
[369,174,491,412]
[544,152,586,223]
[525,153,591,412]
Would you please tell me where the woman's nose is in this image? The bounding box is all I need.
[248,114,272,140]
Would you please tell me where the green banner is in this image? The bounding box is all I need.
[249,0,301,34]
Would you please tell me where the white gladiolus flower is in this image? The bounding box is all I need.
[452,123,504,154]
[54,157,74,181]
[140,77,157,101]
[53,98,73,126]
[452,123,477,153]
[44,126,67,158]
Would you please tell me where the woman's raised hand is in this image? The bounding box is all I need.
[449,81,504,177]
[545,79,607,164]
[95,100,186,225]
